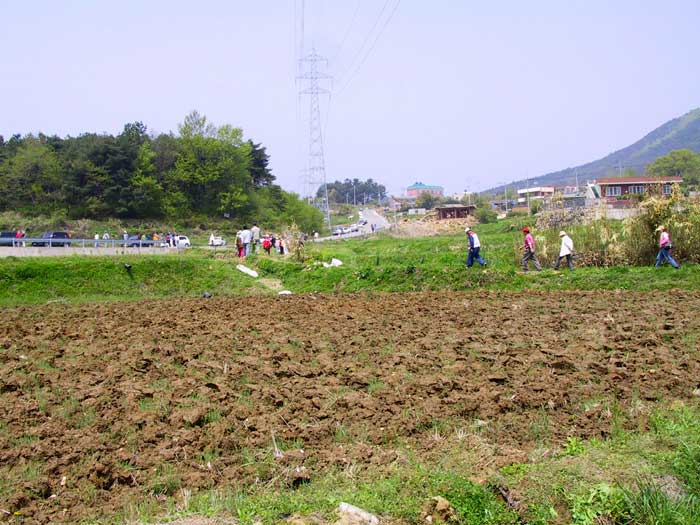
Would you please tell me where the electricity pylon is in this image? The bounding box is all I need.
[298,48,332,231]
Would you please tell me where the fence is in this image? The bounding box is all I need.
[0,238,176,248]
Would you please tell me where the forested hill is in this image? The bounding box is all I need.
[0,111,324,231]
[485,108,700,193]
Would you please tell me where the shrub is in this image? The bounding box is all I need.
[475,207,497,224]
[623,189,700,265]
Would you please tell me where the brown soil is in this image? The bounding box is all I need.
[1,291,699,523]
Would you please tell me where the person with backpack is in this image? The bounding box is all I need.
[522,227,542,272]
[655,226,680,269]
[465,227,486,267]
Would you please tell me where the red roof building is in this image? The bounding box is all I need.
[595,175,682,199]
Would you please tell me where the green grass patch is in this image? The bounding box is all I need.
[125,464,518,525]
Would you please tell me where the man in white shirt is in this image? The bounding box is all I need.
[553,231,574,271]
[466,227,487,267]
[240,226,253,256]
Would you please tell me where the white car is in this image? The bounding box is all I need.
[175,235,191,248]
[208,235,226,247]
[350,224,359,232]
[341,226,352,235]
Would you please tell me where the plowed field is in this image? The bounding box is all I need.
[2,291,699,523]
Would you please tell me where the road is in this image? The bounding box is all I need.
[316,208,391,242]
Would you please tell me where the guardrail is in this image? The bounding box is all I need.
[0,238,177,248]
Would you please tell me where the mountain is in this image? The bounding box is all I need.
[484,108,700,194]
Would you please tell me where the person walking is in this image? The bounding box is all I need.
[262,235,272,254]
[240,226,252,256]
[465,227,486,267]
[522,227,542,272]
[250,223,261,253]
[655,226,680,269]
[553,231,575,271]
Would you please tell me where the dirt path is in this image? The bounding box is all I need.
[1,291,699,522]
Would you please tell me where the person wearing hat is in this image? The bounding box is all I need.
[465,227,486,268]
[521,227,542,272]
[553,231,575,271]
[655,226,680,269]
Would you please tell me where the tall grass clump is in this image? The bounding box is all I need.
[512,219,625,268]
[624,189,700,265]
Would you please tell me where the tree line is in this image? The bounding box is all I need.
[0,111,324,231]
[316,178,387,205]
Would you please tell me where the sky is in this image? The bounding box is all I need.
[2,0,699,196]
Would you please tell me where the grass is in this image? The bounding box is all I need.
[496,401,700,524]
[0,252,265,306]
[1,219,699,305]
[123,464,519,525]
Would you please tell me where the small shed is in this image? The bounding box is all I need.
[435,204,476,220]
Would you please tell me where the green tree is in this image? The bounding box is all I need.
[416,192,440,210]
[647,149,700,191]
[0,137,63,214]
[130,142,163,218]
[248,140,275,187]
[178,110,216,138]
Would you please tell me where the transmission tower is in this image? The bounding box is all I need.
[298,48,332,231]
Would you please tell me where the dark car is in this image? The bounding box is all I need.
[32,232,71,247]
[127,235,156,247]
[0,231,17,246]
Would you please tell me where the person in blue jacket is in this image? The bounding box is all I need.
[466,227,486,267]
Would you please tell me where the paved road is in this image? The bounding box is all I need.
[315,208,391,242]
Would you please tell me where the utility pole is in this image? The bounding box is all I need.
[298,48,332,231]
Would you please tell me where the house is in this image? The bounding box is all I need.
[560,186,587,208]
[517,186,555,205]
[406,182,444,198]
[389,195,416,210]
[435,204,476,220]
[595,175,683,199]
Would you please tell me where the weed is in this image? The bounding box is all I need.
[148,463,182,496]
[569,483,626,525]
[563,436,585,457]
[204,409,221,424]
[366,378,385,395]
[622,479,700,525]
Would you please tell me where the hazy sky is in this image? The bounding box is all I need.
[2,0,699,195]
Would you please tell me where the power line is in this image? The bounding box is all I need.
[331,0,362,64]
[336,0,401,94]
[335,0,392,85]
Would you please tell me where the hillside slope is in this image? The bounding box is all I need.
[486,108,700,193]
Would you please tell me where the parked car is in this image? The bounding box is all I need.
[175,235,191,248]
[332,227,343,236]
[208,235,226,246]
[32,232,71,247]
[350,224,359,232]
[126,235,156,247]
[341,226,352,234]
[0,231,17,246]
[358,218,368,226]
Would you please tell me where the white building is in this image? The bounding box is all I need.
[516,186,555,205]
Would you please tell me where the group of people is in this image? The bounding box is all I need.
[234,223,286,258]
[465,225,680,271]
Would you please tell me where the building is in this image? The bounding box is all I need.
[389,195,416,210]
[517,186,555,205]
[406,182,444,198]
[595,175,683,199]
[435,204,477,220]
